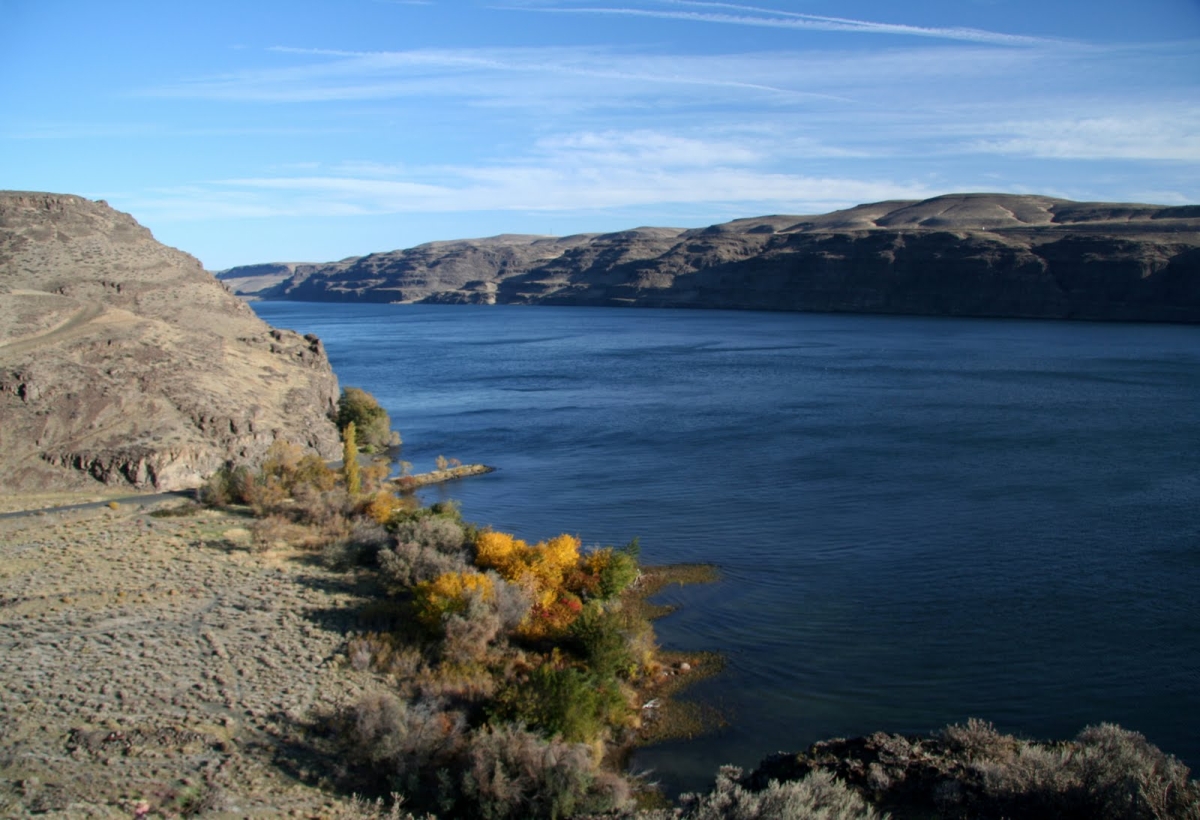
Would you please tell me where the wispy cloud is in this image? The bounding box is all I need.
[1,121,354,140]
[508,0,1061,46]
[966,113,1200,161]
[124,125,938,223]
[116,8,1196,236]
[145,45,853,104]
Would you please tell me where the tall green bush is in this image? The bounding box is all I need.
[337,387,400,452]
[492,665,627,745]
[569,604,635,680]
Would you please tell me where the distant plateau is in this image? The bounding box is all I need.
[219,193,1200,323]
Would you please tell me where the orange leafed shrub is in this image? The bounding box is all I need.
[363,489,409,525]
[474,530,589,638]
[413,570,495,629]
[520,592,585,641]
[475,531,528,576]
[475,532,582,607]
[535,534,582,590]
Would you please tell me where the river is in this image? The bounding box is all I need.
[254,301,1200,793]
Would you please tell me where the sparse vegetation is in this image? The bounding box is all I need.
[188,448,1200,820]
[718,719,1200,820]
[190,442,690,816]
[658,767,882,820]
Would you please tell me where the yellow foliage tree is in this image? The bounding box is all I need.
[476,532,581,603]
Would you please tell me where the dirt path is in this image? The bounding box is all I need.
[0,301,105,357]
[0,502,382,817]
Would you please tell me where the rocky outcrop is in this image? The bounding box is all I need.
[222,194,1200,322]
[0,192,341,493]
[724,721,1199,819]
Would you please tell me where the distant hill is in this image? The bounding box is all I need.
[220,193,1200,322]
[0,192,342,493]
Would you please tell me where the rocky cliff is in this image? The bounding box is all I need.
[0,192,342,493]
[222,194,1200,322]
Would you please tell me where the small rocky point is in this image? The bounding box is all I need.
[0,192,341,493]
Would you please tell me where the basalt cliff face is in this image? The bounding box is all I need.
[0,192,341,493]
[223,194,1200,322]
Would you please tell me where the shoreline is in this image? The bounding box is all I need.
[623,564,726,755]
[2,492,1197,817]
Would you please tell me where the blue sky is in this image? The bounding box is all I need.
[3,0,1198,270]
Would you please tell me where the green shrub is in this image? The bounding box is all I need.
[569,604,635,680]
[491,664,627,745]
[291,484,353,528]
[149,501,200,518]
[344,692,467,801]
[1069,723,1198,820]
[338,695,628,819]
[442,593,503,665]
[322,519,392,569]
[256,440,339,497]
[598,549,640,599]
[200,441,337,510]
[377,514,474,587]
[338,387,400,452]
[429,499,463,522]
[392,516,467,555]
[198,464,253,506]
[379,540,471,588]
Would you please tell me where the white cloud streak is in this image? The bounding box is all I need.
[509,0,1060,46]
[147,45,852,104]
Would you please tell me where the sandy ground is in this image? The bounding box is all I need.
[0,500,380,817]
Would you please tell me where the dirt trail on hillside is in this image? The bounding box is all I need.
[0,503,381,817]
[0,301,105,356]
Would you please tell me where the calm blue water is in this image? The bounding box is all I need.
[255,302,1200,792]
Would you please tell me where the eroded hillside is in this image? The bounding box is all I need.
[0,192,341,493]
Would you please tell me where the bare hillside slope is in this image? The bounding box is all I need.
[0,192,341,493]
